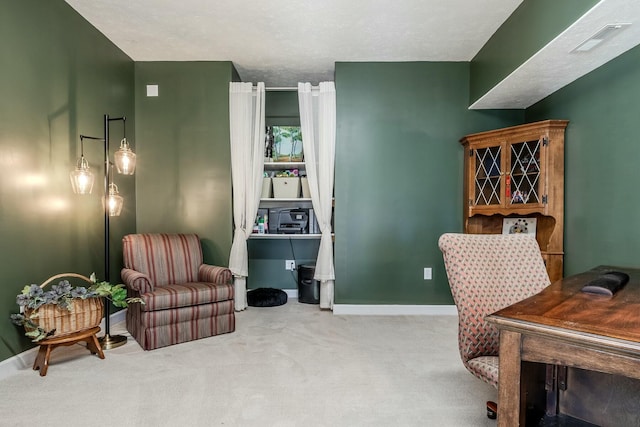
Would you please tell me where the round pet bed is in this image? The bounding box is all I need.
[247,288,288,307]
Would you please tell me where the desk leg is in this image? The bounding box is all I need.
[498,330,524,427]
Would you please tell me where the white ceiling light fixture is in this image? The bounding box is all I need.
[571,23,631,53]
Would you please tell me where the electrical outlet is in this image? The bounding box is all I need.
[424,267,432,280]
[286,260,296,271]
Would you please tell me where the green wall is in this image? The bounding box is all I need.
[334,62,523,304]
[249,240,320,290]
[134,62,235,266]
[470,0,598,105]
[266,90,300,126]
[0,0,135,360]
[526,45,640,275]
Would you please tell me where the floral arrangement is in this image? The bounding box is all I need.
[10,273,142,342]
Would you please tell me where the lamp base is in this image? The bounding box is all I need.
[99,334,127,350]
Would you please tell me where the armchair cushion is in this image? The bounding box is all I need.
[141,282,234,312]
[467,356,500,388]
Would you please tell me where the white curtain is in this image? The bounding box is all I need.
[229,82,265,311]
[298,82,336,309]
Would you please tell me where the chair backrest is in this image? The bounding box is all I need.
[438,233,551,365]
[122,233,203,286]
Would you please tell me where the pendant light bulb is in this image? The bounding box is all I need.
[104,182,123,217]
[114,138,136,175]
[70,155,94,194]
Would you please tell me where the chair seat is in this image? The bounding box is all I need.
[141,282,234,311]
[467,355,499,388]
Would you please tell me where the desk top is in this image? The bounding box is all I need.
[488,265,640,349]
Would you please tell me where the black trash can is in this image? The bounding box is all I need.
[298,264,320,304]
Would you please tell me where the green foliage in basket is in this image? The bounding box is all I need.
[10,273,143,342]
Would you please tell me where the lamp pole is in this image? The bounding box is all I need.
[99,114,128,350]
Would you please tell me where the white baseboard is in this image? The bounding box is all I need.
[0,308,127,381]
[108,308,127,325]
[283,289,298,299]
[0,345,39,381]
[332,304,458,316]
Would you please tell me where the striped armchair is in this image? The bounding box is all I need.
[438,233,551,418]
[121,233,235,350]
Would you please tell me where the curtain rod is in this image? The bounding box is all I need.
[266,86,297,91]
[250,86,320,92]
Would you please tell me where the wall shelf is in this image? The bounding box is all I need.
[249,233,325,240]
[263,161,305,169]
[259,198,313,210]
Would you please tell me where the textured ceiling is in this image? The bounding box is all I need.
[63,0,523,86]
[64,0,640,108]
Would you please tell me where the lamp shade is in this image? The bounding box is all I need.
[70,156,94,194]
[114,138,136,175]
[103,183,123,216]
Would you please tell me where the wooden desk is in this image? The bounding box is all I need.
[487,266,640,426]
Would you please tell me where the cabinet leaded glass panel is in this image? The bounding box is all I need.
[473,146,501,206]
[508,139,541,205]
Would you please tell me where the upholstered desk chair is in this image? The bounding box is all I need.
[121,233,235,350]
[438,233,551,418]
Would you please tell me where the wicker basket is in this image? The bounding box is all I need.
[24,273,104,339]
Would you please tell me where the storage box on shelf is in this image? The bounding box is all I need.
[272,177,300,199]
[262,162,307,200]
[261,177,271,198]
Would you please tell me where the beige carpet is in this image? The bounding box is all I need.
[0,302,496,427]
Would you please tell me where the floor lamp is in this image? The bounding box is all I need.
[70,114,137,350]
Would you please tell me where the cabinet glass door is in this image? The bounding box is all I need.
[473,146,502,206]
[508,139,541,205]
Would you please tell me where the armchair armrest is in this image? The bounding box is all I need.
[199,264,232,284]
[121,268,154,294]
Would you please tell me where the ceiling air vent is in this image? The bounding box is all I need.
[571,23,631,53]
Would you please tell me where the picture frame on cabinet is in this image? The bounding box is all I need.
[502,217,537,236]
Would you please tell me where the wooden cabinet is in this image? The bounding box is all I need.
[459,120,568,282]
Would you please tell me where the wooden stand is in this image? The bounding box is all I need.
[32,326,104,377]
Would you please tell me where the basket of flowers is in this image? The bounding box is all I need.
[10,272,141,342]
